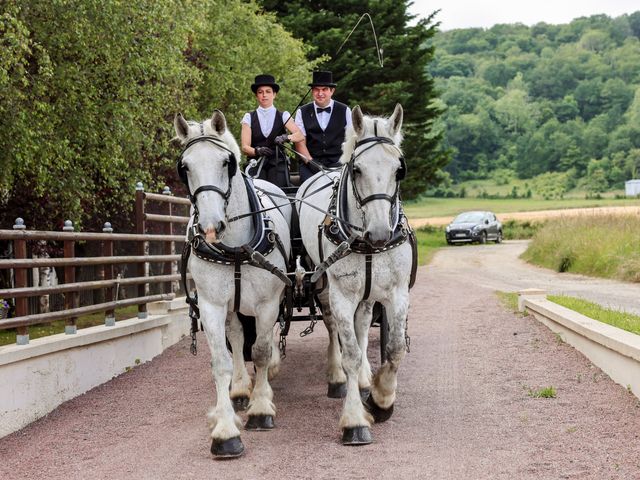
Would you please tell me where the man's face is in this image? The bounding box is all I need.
[312,86,334,108]
[256,86,275,108]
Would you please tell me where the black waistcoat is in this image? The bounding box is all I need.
[300,101,348,164]
[250,109,284,160]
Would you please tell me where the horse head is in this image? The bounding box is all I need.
[174,110,241,243]
[343,103,404,247]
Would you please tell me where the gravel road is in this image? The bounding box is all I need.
[1,244,639,479]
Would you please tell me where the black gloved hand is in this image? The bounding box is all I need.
[255,146,274,157]
[274,134,289,145]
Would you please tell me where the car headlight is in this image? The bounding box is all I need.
[445,225,450,233]
[472,225,481,232]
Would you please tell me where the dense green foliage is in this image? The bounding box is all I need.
[432,12,640,195]
[0,0,314,230]
[260,0,450,199]
[522,214,640,282]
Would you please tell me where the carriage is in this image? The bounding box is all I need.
[175,104,416,457]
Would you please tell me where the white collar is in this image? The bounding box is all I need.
[257,105,275,113]
[314,100,334,111]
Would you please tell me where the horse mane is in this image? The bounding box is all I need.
[340,113,403,164]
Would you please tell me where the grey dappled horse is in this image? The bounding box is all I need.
[296,104,413,445]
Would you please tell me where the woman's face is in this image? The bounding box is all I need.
[256,86,275,108]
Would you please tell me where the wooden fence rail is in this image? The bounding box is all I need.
[0,184,192,345]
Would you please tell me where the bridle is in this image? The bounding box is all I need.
[346,120,406,210]
[177,133,238,206]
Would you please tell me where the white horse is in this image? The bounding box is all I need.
[296,104,413,445]
[174,110,291,458]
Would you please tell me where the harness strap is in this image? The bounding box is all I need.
[234,251,242,312]
[409,229,418,289]
[363,254,372,300]
[318,225,324,263]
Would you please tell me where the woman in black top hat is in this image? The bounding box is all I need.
[241,74,303,187]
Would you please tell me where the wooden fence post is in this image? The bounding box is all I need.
[13,218,29,345]
[135,182,148,319]
[63,220,78,334]
[162,186,174,295]
[102,222,115,326]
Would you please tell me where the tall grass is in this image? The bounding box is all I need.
[522,214,640,282]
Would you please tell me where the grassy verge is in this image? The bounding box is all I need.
[0,305,140,347]
[549,295,640,336]
[522,214,640,282]
[497,291,640,336]
[415,226,448,265]
[403,196,640,219]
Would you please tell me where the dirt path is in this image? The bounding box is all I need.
[411,205,640,227]
[1,250,640,479]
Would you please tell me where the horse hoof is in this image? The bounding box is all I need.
[327,382,347,398]
[364,394,394,423]
[211,436,244,458]
[342,426,372,445]
[231,395,250,412]
[245,414,275,431]
[359,387,370,401]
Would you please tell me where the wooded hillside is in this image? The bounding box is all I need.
[432,12,640,195]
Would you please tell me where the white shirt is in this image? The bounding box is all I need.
[294,100,352,136]
[241,106,291,137]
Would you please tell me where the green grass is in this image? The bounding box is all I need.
[0,306,140,346]
[415,226,448,265]
[549,295,640,336]
[498,290,640,337]
[527,386,557,398]
[496,291,523,314]
[522,214,640,282]
[403,196,640,219]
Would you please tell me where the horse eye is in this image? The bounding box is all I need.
[353,166,361,175]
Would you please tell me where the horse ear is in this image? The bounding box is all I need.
[174,113,190,140]
[389,103,403,136]
[352,105,364,135]
[211,109,227,135]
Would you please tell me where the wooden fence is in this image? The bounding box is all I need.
[0,183,191,345]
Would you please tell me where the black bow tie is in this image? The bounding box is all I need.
[316,106,331,114]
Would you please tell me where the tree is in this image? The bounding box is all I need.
[259,0,449,198]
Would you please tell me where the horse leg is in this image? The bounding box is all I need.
[245,302,278,430]
[200,301,244,458]
[267,330,281,381]
[330,288,373,445]
[354,301,374,399]
[318,288,347,398]
[365,291,410,423]
[226,313,251,412]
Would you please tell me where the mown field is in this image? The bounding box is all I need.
[403,195,640,220]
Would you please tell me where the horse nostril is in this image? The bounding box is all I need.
[217,221,226,235]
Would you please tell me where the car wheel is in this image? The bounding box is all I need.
[495,231,503,244]
[479,231,487,244]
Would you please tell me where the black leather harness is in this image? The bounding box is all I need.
[312,121,417,299]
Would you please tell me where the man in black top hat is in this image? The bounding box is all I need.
[294,71,352,183]
[241,74,303,187]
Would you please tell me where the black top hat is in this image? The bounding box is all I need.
[251,74,280,93]
[309,71,337,88]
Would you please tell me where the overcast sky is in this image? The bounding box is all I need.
[408,0,640,31]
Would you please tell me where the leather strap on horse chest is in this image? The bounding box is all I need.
[363,254,373,300]
[234,251,242,312]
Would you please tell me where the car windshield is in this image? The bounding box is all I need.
[452,212,484,224]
